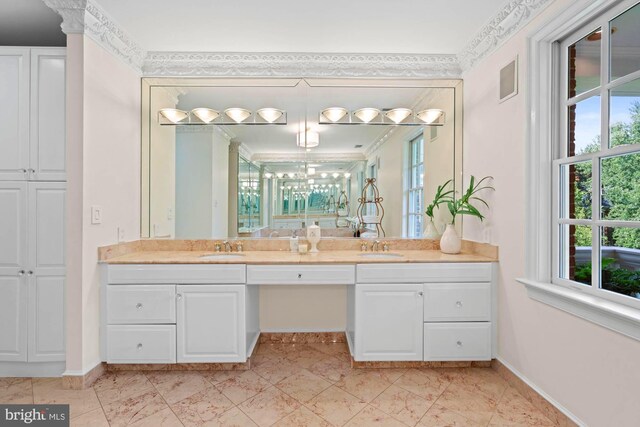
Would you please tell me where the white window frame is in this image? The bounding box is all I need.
[406,134,425,238]
[519,0,640,341]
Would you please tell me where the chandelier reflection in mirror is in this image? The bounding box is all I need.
[158,107,287,125]
[319,107,445,126]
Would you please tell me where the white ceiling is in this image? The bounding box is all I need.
[96,0,508,54]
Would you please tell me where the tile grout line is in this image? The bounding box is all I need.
[143,371,186,427]
[485,383,511,427]
[91,380,111,427]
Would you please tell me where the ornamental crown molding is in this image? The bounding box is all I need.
[142,52,462,78]
[458,0,554,71]
[43,0,145,71]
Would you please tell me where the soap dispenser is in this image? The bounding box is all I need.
[289,231,299,253]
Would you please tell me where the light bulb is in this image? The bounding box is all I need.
[191,108,219,123]
[321,107,348,123]
[416,109,444,124]
[257,108,284,123]
[385,108,412,124]
[354,108,380,123]
[224,108,251,123]
[159,108,188,123]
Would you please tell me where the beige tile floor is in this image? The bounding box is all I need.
[0,342,557,426]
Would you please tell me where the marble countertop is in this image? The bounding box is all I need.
[101,249,496,264]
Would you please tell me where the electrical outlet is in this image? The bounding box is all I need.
[91,205,102,224]
[117,227,125,242]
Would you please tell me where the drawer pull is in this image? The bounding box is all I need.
[177,294,182,300]
[418,291,424,296]
[137,343,143,350]
[136,303,143,310]
[455,301,463,308]
[456,340,463,347]
[298,273,302,279]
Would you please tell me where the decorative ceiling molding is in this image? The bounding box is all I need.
[458,0,554,71]
[43,0,145,71]
[142,52,462,78]
[251,152,366,163]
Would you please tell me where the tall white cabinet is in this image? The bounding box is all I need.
[0,47,66,376]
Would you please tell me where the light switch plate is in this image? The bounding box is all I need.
[91,205,102,224]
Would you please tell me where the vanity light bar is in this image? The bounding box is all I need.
[318,108,445,126]
[157,107,287,125]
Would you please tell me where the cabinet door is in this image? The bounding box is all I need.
[0,48,30,180]
[355,284,423,361]
[176,285,246,363]
[28,182,66,276]
[30,49,66,181]
[28,275,65,362]
[0,276,28,361]
[0,182,28,276]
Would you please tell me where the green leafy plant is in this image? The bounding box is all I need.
[425,179,454,220]
[574,258,640,297]
[446,175,494,224]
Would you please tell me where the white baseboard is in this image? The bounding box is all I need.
[62,359,102,377]
[0,361,65,377]
[496,356,585,426]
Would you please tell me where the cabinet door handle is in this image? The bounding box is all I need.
[456,340,463,347]
[20,169,27,174]
[17,270,25,276]
[27,271,33,275]
[297,273,302,279]
[455,301,463,308]
[136,303,143,310]
[137,343,143,350]
[176,294,182,300]
[418,291,423,296]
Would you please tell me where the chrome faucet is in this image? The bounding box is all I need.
[223,241,232,252]
[372,240,381,252]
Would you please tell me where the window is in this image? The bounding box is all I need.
[406,134,424,238]
[555,1,640,308]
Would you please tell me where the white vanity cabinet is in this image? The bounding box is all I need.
[354,284,423,361]
[101,265,258,364]
[351,263,495,362]
[176,285,246,363]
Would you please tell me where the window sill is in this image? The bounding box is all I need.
[517,278,640,342]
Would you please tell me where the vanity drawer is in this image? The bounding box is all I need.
[107,325,176,363]
[357,263,492,283]
[423,322,491,361]
[107,285,176,324]
[108,264,246,284]
[423,283,491,322]
[247,264,355,285]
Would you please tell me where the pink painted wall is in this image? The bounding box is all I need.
[65,35,141,373]
[462,1,640,425]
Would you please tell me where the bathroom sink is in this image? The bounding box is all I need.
[199,253,246,260]
[358,253,404,259]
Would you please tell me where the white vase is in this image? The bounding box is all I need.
[307,224,321,253]
[440,224,461,254]
[423,219,440,239]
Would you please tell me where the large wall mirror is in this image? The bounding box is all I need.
[141,78,462,239]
